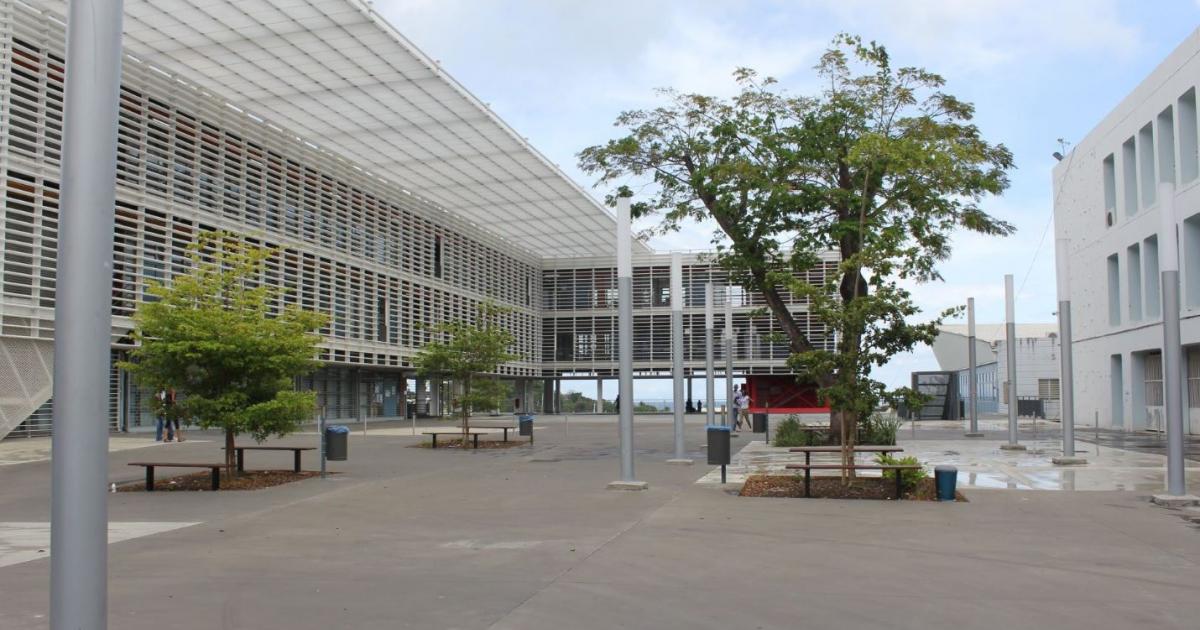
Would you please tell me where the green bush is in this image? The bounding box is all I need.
[773,415,827,447]
[875,453,926,492]
[859,413,902,445]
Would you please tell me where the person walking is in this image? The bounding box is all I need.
[736,385,752,432]
[154,389,168,442]
[161,388,182,442]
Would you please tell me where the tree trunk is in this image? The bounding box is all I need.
[224,427,236,480]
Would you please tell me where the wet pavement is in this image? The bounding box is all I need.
[703,418,1200,494]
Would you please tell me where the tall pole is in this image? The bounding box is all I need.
[725,288,735,429]
[51,2,124,628]
[1053,239,1085,464]
[705,282,715,427]
[608,197,645,489]
[1158,181,1187,496]
[965,298,982,437]
[1000,274,1025,450]
[668,253,690,463]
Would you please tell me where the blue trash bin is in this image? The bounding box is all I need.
[934,465,957,501]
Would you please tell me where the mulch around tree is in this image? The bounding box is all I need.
[117,470,325,492]
[410,438,530,450]
[739,474,967,501]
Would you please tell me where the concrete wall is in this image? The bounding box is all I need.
[1053,27,1200,433]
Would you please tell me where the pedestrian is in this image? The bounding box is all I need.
[736,386,752,431]
[163,389,182,442]
[154,389,168,442]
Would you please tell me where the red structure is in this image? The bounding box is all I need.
[744,375,828,414]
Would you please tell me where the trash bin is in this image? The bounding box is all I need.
[707,425,731,465]
[934,465,957,501]
[325,425,350,461]
[752,413,767,433]
[518,414,534,437]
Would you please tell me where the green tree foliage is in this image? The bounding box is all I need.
[579,34,1013,471]
[414,302,518,446]
[120,232,326,476]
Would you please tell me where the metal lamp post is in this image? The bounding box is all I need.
[1000,274,1026,451]
[667,253,691,464]
[51,2,125,628]
[607,197,646,490]
[1052,239,1086,465]
[964,297,983,437]
[1154,181,1191,500]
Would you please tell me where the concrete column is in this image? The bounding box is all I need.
[543,379,554,414]
[1154,182,1191,500]
[1053,239,1086,465]
[1000,274,1025,451]
[668,253,690,463]
[51,2,125,628]
[596,378,604,414]
[705,282,715,426]
[430,379,441,418]
[725,288,735,429]
[415,378,427,416]
[554,379,562,414]
[965,298,983,437]
[609,196,645,489]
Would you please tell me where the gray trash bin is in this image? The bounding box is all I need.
[518,414,534,437]
[707,425,731,465]
[752,413,767,433]
[325,425,349,461]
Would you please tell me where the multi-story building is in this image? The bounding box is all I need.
[0,0,832,439]
[931,324,1061,418]
[1053,28,1200,434]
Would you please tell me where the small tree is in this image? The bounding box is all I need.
[120,232,326,477]
[414,302,517,447]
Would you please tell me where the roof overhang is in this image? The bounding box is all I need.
[48,0,646,258]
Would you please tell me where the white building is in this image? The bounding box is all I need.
[931,324,1061,417]
[1053,28,1200,434]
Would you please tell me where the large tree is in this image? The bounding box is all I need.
[121,232,326,477]
[414,302,518,447]
[580,35,1014,463]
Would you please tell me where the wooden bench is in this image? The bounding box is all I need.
[785,463,923,499]
[471,423,533,444]
[788,445,904,466]
[422,431,484,449]
[128,462,223,491]
[225,446,316,473]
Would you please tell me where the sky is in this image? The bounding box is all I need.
[376,0,1200,397]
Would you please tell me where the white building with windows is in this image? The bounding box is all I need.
[931,324,1061,417]
[1053,28,1200,434]
[0,0,833,439]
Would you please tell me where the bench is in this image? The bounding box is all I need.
[470,423,533,444]
[784,463,924,499]
[225,446,316,473]
[788,445,904,467]
[127,462,223,491]
[422,431,484,449]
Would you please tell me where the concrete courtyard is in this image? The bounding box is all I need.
[1,416,1199,629]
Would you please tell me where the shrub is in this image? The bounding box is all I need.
[875,453,926,493]
[859,413,903,445]
[773,415,827,447]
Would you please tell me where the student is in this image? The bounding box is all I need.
[155,389,168,442]
[162,389,182,442]
[736,386,752,431]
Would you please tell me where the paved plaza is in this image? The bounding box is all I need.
[1,416,1199,629]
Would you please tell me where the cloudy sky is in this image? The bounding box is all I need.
[376,0,1200,394]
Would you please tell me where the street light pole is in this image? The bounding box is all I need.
[705,282,715,427]
[51,2,125,628]
[725,288,734,429]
